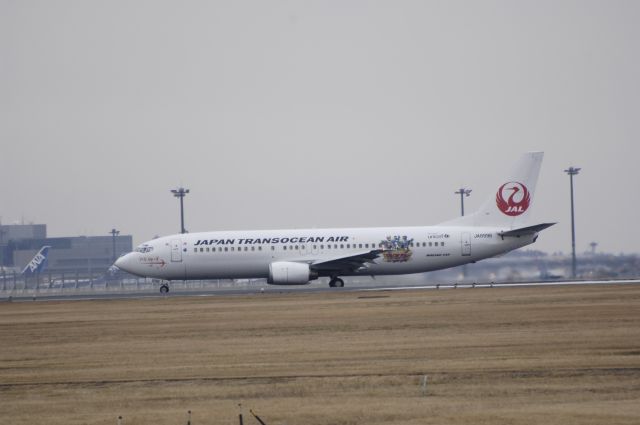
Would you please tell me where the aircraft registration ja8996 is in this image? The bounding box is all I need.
[115,152,554,293]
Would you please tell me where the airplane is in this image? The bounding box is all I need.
[115,152,554,293]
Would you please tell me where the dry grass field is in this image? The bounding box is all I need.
[1,284,639,425]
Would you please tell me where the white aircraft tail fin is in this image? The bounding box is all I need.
[442,152,544,229]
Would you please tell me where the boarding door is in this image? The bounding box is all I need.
[461,232,471,256]
[171,239,183,262]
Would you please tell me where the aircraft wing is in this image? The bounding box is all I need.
[310,249,384,274]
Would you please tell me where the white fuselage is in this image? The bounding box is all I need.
[116,225,535,282]
[115,152,549,286]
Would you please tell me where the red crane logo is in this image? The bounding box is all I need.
[496,182,530,216]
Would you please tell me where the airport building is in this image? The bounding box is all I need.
[0,224,46,267]
[0,224,132,277]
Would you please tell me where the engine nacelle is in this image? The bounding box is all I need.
[268,261,317,285]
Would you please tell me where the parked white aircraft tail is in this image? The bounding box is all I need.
[115,152,554,292]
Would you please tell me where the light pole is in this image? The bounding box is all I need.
[454,188,472,216]
[564,166,580,278]
[109,228,120,263]
[171,187,190,234]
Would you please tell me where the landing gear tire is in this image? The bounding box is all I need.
[160,284,170,294]
[329,278,344,288]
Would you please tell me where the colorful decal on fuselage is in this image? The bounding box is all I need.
[381,235,414,262]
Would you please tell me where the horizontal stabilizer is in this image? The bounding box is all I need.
[498,223,556,238]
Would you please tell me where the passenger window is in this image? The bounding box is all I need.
[200,247,204,252]
[194,248,197,253]
[313,245,317,250]
[251,246,255,251]
[441,242,445,246]
[321,244,324,249]
[327,245,330,249]
[258,247,262,251]
[283,246,287,250]
[271,246,275,251]
[290,245,293,250]
[340,244,344,249]
[224,247,228,252]
[359,244,362,249]
[295,245,299,250]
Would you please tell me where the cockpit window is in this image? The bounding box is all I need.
[135,244,154,253]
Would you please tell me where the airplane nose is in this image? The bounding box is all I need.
[114,252,136,274]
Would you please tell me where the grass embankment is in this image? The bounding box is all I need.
[1,285,639,424]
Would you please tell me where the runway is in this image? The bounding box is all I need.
[2,278,639,302]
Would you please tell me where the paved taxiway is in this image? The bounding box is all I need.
[2,278,639,302]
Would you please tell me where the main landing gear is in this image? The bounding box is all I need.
[159,283,170,294]
[329,277,344,288]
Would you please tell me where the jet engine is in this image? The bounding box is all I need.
[268,261,318,285]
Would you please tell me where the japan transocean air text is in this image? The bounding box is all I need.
[194,236,350,246]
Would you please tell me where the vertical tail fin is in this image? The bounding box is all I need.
[21,246,51,275]
[442,152,544,229]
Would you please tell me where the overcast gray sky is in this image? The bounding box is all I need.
[1,1,639,254]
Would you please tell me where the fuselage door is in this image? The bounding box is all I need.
[170,239,183,262]
[461,232,471,256]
